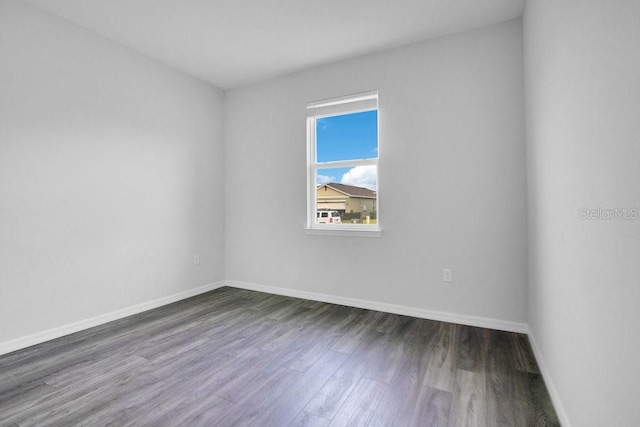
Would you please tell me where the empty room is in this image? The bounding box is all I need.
[1,0,638,425]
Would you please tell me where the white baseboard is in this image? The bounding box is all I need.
[225,280,528,334]
[1,278,567,425]
[526,329,571,427]
[228,280,571,422]
[0,281,226,356]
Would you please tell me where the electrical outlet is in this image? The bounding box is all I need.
[443,268,452,283]
[193,254,200,265]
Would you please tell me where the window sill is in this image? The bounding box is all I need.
[304,226,382,238]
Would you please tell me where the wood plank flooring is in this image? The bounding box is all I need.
[0,287,559,426]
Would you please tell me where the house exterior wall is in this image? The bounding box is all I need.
[317,186,376,215]
[317,186,347,211]
[344,197,376,215]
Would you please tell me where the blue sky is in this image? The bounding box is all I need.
[316,110,378,189]
[316,110,378,162]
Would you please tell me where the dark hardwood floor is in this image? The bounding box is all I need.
[0,287,559,426]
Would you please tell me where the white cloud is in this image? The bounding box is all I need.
[341,165,377,190]
[317,118,329,131]
[317,174,335,185]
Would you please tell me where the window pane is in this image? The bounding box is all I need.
[316,166,377,224]
[316,110,378,163]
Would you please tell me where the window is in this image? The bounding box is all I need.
[306,90,381,237]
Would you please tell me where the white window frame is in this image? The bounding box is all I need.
[305,90,381,237]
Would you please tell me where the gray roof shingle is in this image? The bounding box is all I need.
[320,183,376,198]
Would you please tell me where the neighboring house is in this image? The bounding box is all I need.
[317,183,376,215]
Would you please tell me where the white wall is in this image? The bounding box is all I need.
[524,0,640,425]
[225,20,528,325]
[0,0,225,344]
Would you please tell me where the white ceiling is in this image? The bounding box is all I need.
[23,0,525,90]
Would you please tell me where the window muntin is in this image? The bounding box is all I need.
[306,91,380,235]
